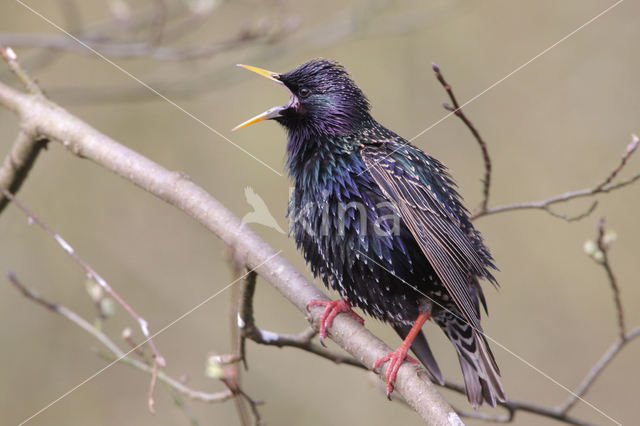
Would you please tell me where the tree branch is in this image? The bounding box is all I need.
[594,217,625,339]
[472,135,639,221]
[559,326,640,415]
[0,79,458,424]
[2,188,166,369]
[237,270,364,369]
[0,46,49,213]
[7,271,235,405]
[0,130,48,214]
[3,39,638,425]
[0,45,43,94]
[433,64,492,212]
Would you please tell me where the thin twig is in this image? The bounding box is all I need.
[557,217,638,414]
[0,131,48,214]
[0,45,43,94]
[2,189,166,368]
[225,247,252,426]
[7,271,240,405]
[595,217,626,339]
[473,135,640,220]
[0,48,49,214]
[9,70,633,423]
[238,270,257,370]
[148,358,159,414]
[442,380,597,426]
[0,22,292,61]
[560,326,640,414]
[545,200,599,222]
[595,136,639,191]
[433,63,492,212]
[237,270,363,369]
[452,405,512,423]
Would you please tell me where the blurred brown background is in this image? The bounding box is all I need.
[1,0,638,425]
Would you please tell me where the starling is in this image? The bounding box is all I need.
[234,59,506,407]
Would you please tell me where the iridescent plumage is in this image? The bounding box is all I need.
[236,58,506,407]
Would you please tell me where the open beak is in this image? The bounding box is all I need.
[233,64,287,131]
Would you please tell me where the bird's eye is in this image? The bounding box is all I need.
[299,87,311,98]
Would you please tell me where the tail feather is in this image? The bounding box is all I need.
[440,315,506,408]
[393,325,444,385]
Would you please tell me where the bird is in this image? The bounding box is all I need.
[233,59,506,408]
[241,186,285,233]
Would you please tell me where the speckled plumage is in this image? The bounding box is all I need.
[242,59,505,407]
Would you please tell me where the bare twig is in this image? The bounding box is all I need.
[473,135,640,220]
[238,270,257,369]
[558,218,639,414]
[0,79,456,423]
[0,130,48,214]
[2,189,166,369]
[148,357,159,414]
[7,271,246,407]
[238,270,363,368]
[122,328,150,361]
[374,372,599,425]
[594,217,626,339]
[225,248,252,426]
[17,0,427,104]
[3,49,638,424]
[544,200,599,223]
[595,136,639,191]
[560,326,640,414]
[442,380,597,426]
[434,59,639,223]
[242,213,640,426]
[0,45,43,94]
[0,25,288,61]
[0,47,49,214]
[433,63,492,212]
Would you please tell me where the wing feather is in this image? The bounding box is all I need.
[361,145,489,330]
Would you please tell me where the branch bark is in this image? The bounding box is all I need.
[0,130,47,214]
[0,80,459,425]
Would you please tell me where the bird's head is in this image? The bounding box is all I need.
[233,59,371,137]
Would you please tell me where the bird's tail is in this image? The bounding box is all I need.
[393,325,444,386]
[439,315,506,408]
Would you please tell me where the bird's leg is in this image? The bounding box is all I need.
[307,298,364,346]
[373,310,431,398]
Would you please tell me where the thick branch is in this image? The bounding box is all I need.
[238,271,363,369]
[0,80,458,425]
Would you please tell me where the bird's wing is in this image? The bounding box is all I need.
[361,144,488,331]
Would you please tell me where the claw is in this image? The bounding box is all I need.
[374,344,413,397]
[373,310,431,398]
[307,298,364,345]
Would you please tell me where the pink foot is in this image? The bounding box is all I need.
[307,298,364,345]
[373,344,419,398]
[373,310,431,398]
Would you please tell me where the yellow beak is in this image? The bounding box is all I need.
[233,64,286,131]
[236,64,281,83]
[232,106,287,131]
